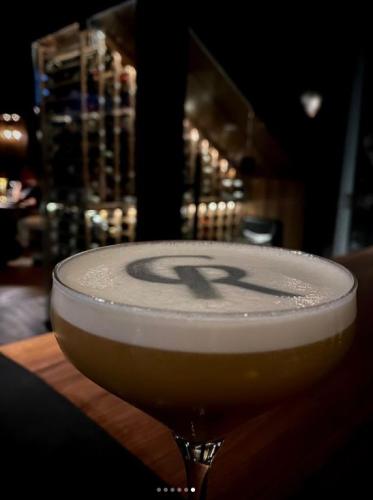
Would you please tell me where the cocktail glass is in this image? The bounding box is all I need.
[51,242,357,499]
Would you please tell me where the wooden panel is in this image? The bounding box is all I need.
[244,177,304,249]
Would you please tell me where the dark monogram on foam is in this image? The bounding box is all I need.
[126,255,302,300]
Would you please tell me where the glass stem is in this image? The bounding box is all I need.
[174,434,223,500]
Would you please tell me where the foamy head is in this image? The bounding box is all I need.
[52,242,356,353]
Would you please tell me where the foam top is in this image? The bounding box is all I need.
[52,242,356,353]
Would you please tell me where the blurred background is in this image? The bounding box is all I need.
[0,1,368,342]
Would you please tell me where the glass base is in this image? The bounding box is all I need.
[174,434,223,499]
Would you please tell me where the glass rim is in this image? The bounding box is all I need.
[52,241,358,321]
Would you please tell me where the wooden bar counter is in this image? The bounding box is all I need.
[1,248,373,499]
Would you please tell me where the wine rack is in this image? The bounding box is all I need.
[33,22,247,262]
[33,25,138,262]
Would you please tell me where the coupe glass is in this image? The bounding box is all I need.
[51,243,357,499]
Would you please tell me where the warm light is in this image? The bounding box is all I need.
[187,203,196,215]
[222,178,232,188]
[113,208,123,218]
[52,114,72,124]
[0,177,7,203]
[218,201,226,211]
[184,99,196,114]
[210,148,219,161]
[0,113,19,122]
[300,91,322,118]
[208,202,217,211]
[113,51,122,63]
[127,206,137,217]
[227,168,237,178]
[190,128,199,142]
[0,177,7,190]
[219,159,228,173]
[1,128,23,141]
[12,130,22,141]
[96,30,106,40]
[227,201,236,210]
[124,65,137,78]
[200,139,209,152]
[46,202,59,212]
[198,203,207,214]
